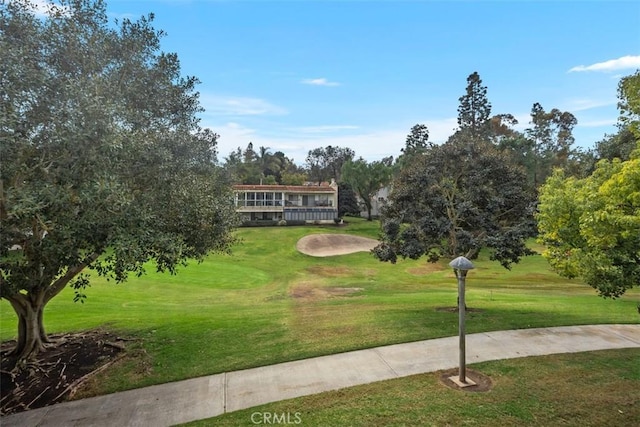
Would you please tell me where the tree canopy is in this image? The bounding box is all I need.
[618,70,640,139]
[537,145,640,298]
[0,0,238,363]
[341,157,394,221]
[537,70,640,299]
[306,145,355,184]
[374,139,536,268]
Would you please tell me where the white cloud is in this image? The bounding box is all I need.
[563,98,616,112]
[577,118,617,128]
[301,78,341,87]
[205,113,615,165]
[511,113,533,130]
[287,125,359,134]
[205,117,458,165]
[568,55,640,73]
[208,122,257,158]
[108,12,137,21]
[200,95,288,116]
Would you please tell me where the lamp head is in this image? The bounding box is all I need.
[449,256,474,277]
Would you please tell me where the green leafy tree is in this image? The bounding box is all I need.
[222,147,244,183]
[537,73,640,299]
[270,151,300,184]
[306,146,355,184]
[525,102,578,187]
[537,145,640,298]
[0,0,238,364]
[595,128,637,163]
[374,139,536,267]
[342,157,393,221]
[238,142,262,184]
[280,171,307,185]
[618,70,640,139]
[255,146,283,184]
[488,113,519,145]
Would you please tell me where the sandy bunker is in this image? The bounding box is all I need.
[296,234,380,257]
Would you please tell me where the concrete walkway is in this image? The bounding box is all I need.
[2,324,639,427]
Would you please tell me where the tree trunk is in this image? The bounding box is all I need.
[363,197,373,221]
[3,256,98,367]
[7,295,48,364]
[465,247,480,260]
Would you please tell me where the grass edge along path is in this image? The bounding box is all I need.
[184,347,640,427]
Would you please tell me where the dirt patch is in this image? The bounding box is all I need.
[438,368,493,392]
[290,283,364,301]
[1,330,129,416]
[306,265,354,277]
[407,263,446,275]
[296,234,379,257]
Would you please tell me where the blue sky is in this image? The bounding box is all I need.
[41,1,640,163]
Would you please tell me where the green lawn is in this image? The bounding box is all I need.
[1,218,638,397]
[185,348,640,427]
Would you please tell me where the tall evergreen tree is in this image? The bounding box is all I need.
[457,71,492,141]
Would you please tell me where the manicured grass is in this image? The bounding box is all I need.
[186,348,640,427]
[1,218,638,397]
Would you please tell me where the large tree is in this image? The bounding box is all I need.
[341,157,393,221]
[617,69,640,139]
[525,102,578,187]
[594,128,637,163]
[374,139,536,267]
[402,123,431,156]
[337,182,360,218]
[396,123,431,170]
[456,71,492,141]
[536,146,640,298]
[305,145,355,184]
[0,0,238,364]
[537,72,640,299]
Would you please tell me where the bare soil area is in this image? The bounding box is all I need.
[0,330,127,416]
[438,368,493,392]
[289,283,365,301]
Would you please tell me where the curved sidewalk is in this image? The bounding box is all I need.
[3,324,639,427]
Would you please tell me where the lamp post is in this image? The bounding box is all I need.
[449,256,475,387]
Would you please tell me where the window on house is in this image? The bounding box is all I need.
[315,195,329,207]
[245,192,255,207]
[288,194,300,206]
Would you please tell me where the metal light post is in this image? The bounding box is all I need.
[449,256,475,387]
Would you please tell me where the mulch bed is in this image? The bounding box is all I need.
[1,330,127,416]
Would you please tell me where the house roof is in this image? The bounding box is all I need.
[232,184,336,193]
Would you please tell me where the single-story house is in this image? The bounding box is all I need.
[233,180,339,224]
